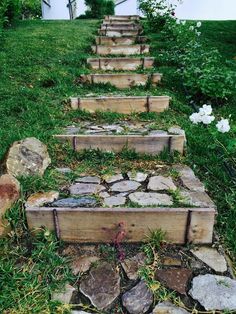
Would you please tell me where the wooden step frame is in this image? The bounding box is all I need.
[54,134,185,155]
[102,21,139,25]
[91,44,150,56]
[104,15,140,21]
[87,57,154,71]
[79,73,162,89]
[95,36,147,46]
[70,96,170,113]
[26,206,216,244]
[100,24,142,30]
[99,29,141,37]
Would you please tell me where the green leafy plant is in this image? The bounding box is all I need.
[84,0,114,18]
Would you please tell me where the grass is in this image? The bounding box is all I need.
[0,18,235,313]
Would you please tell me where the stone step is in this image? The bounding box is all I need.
[95,36,147,46]
[79,73,162,89]
[70,96,170,113]
[98,29,141,37]
[26,164,216,244]
[104,15,140,21]
[54,133,185,155]
[87,57,154,71]
[101,24,142,30]
[91,45,149,56]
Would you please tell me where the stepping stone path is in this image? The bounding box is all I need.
[23,14,235,314]
[79,262,120,310]
[122,280,153,314]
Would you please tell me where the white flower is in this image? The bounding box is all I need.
[190,112,201,124]
[196,31,201,36]
[199,104,213,116]
[197,21,202,28]
[216,119,231,133]
[176,19,180,24]
[181,20,186,25]
[189,25,194,31]
[201,114,215,125]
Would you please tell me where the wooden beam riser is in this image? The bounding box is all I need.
[99,30,141,37]
[54,134,185,155]
[101,25,142,30]
[26,207,215,244]
[102,21,139,25]
[87,57,154,70]
[104,15,140,21]
[79,73,162,89]
[91,45,149,56]
[95,36,147,46]
[70,96,170,113]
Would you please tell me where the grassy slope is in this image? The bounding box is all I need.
[0,19,235,313]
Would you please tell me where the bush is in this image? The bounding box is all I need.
[21,0,41,19]
[140,0,236,103]
[85,0,114,18]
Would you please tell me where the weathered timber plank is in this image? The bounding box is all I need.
[91,45,149,55]
[95,36,147,46]
[87,57,154,70]
[100,24,142,30]
[54,134,185,155]
[70,96,170,113]
[79,73,162,89]
[187,210,216,244]
[104,15,140,21]
[102,21,139,26]
[26,206,215,244]
[98,29,141,37]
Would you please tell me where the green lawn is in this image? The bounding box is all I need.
[0,19,235,313]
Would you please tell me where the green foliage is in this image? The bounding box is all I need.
[180,46,235,103]
[141,0,236,103]
[84,0,114,18]
[21,0,41,19]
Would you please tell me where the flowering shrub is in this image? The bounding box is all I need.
[189,104,231,133]
[139,0,178,30]
[140,0,235,103]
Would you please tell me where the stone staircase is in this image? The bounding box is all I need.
[26,16,216,244]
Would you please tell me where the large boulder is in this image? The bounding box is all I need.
[0,174,20,236]
[5,137,51,177]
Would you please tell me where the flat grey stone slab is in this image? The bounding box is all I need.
[104,174,124,183]
[129,192,173,206]
[191,247,227,273]
[51,197,97,208]
[52,284,76,304]
[121,252,146,280]
[110,180,141,193]
[149,130,168,136]
[127,171,148,182]
[69,183,106,195]
[189,274,236,311]
[174,165,205,192]
[180,191,215,207]
[55,167,72,174]
[79,262,120,310]
[104,195,126,207]
[153,301,189,314]
[148,176,177,191]
[76,176,101,184]
[99,191,110,198]
[122,280,153,314]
